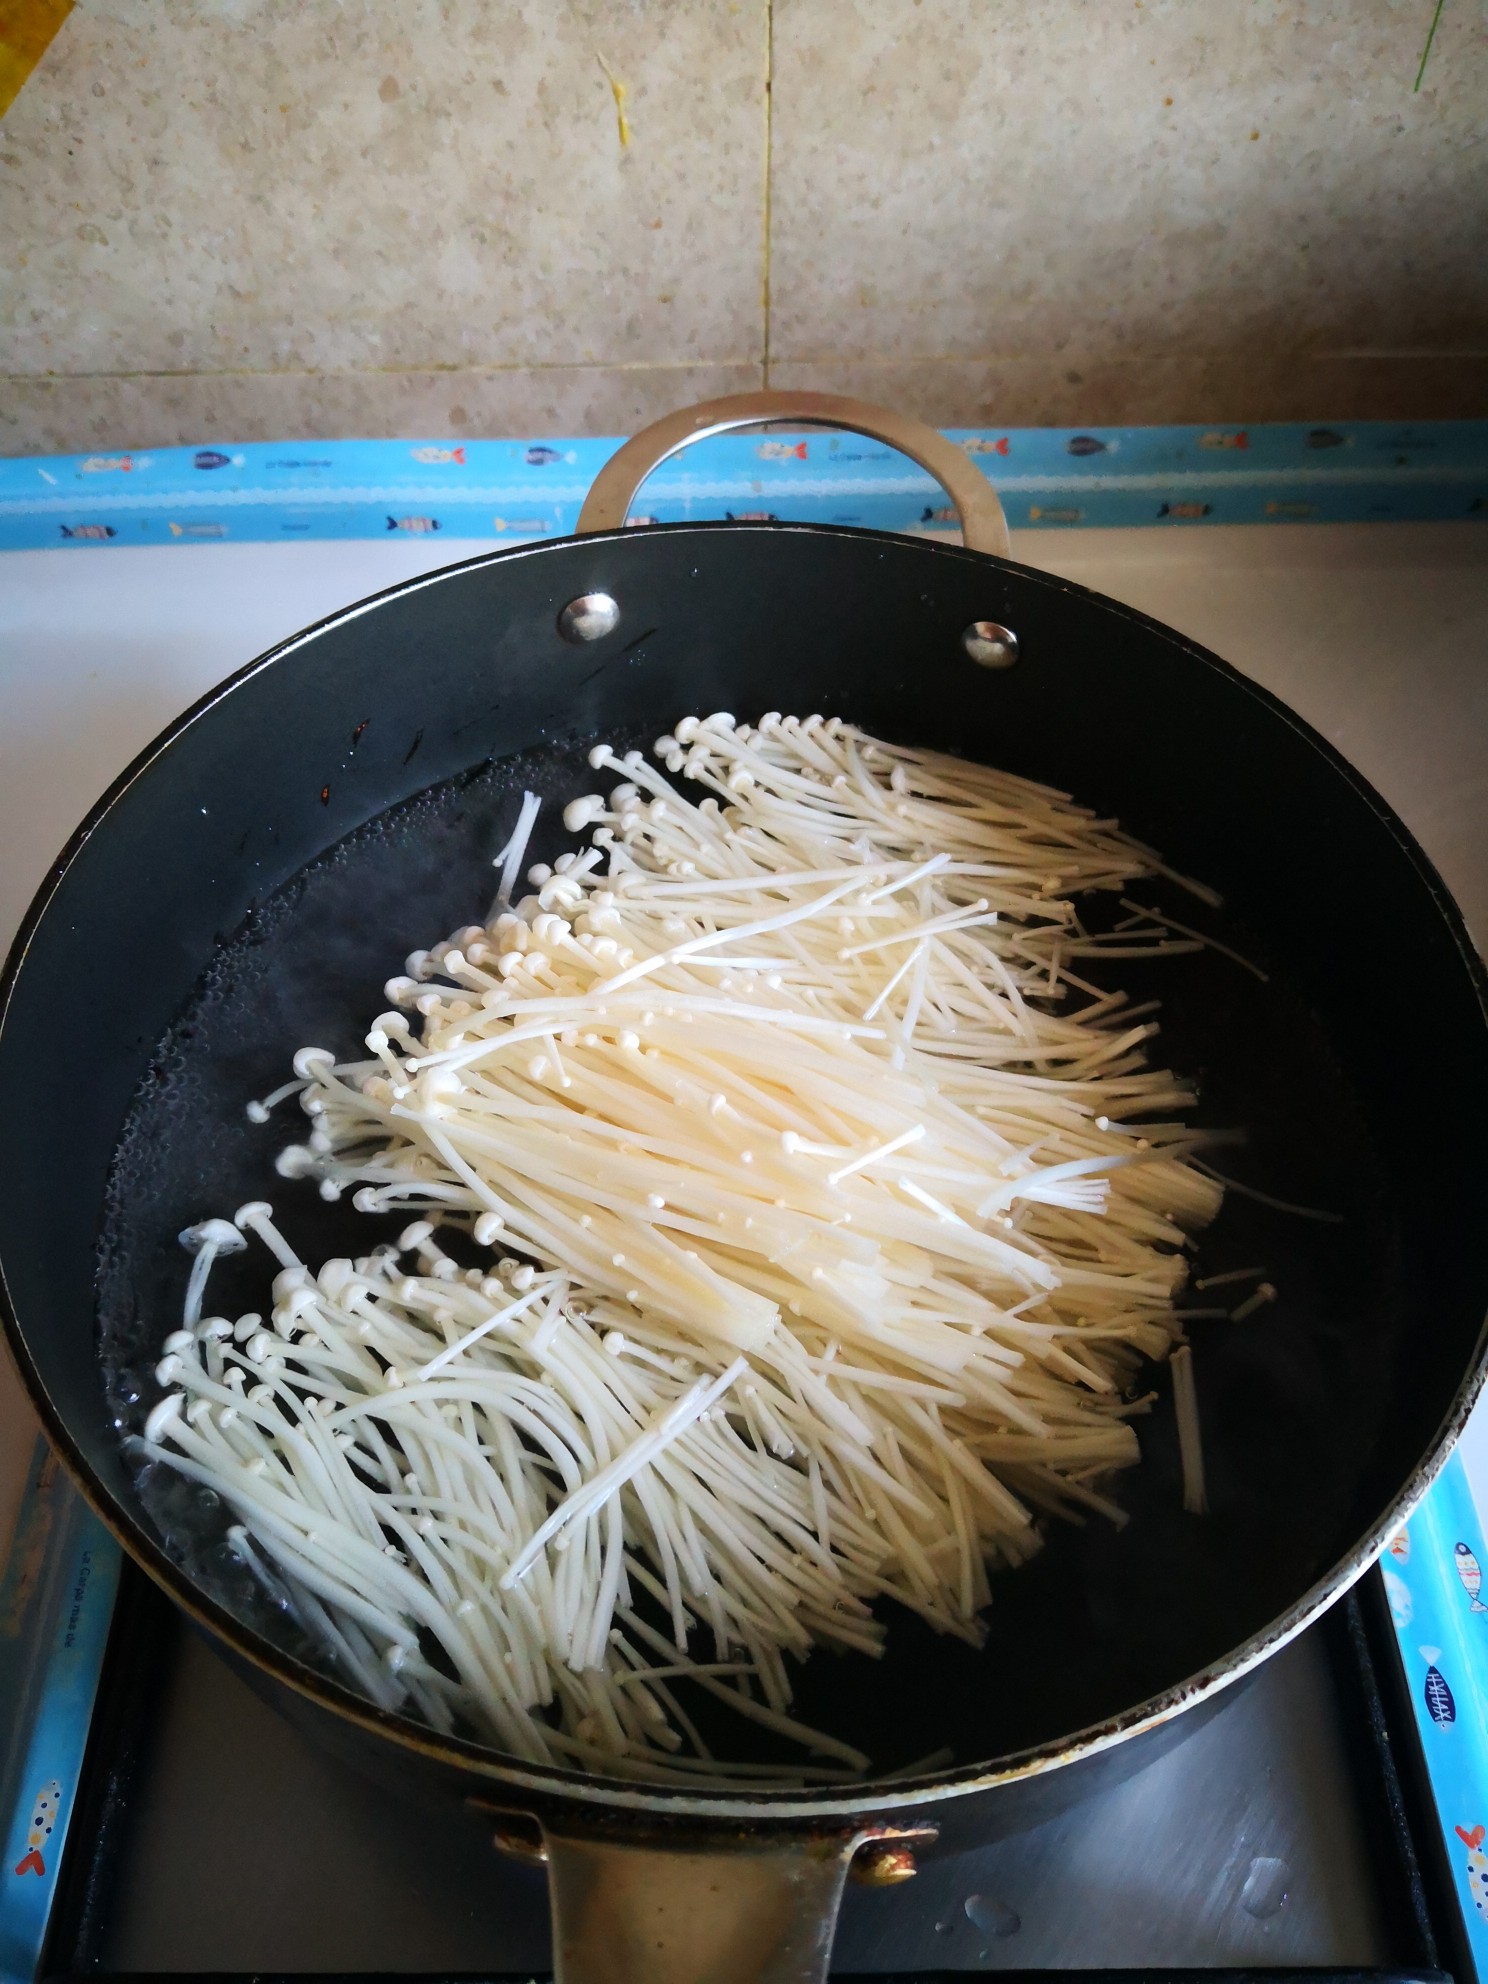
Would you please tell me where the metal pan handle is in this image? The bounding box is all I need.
[576,388,1012,560]
[476,1800,935,1984]
[530,1816,934,1984]
[541,1822,861,1984]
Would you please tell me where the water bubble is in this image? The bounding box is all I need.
[964,1893,1021,1938]
[1240,1855,1289,1919]
[934,1917,956,1935]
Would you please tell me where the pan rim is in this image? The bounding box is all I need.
[4,517,1487,1820]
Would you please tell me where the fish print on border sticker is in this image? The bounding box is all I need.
[1456,1825,1488,1922]
[1455,1541,1488,1612]
[1382,1565,1413,1629]
[12,1778,61,1877]
[1422,1646,1457,1726]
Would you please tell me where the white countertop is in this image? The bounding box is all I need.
[2,522,1485,1557]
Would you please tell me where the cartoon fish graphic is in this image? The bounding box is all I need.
[524,445,575,467]
[624,514,659,528]
[961,436,1011,456]
[1456,1825,1488,1921]
[1306,428,1348,450]
[193,450,244,470]
[1388,1529,1411,1564]
[757,440,808,461]
[1066,435,1108,457]
[1382,1565,1413,1629]
[1265,501,1316,519]
[1199,431,1248,451]
[1158,501,1212,519]
[724,510,777,522]
[387,515,440,534]
[59,523,116,540]
[13,1778,61,1877]
[920,505,958,524]
[491,517,549,534]
[1455,1542,1487,1611]
[80,453,149,473]
[168,521,227,538]
[1422,1647,1456,1725]
[1028,505,1083,523]
[410,446,466,465]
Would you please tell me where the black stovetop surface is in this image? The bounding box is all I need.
[37,1563,1464,1982]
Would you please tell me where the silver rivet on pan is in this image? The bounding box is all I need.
[557,592,621,643]
[962,620,1018,668]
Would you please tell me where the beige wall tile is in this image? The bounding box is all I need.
[3,0,1485,443]
[0,0,767,377]
[769,353,1488,429]
[0,364,764,454]
[769,0,1488,368]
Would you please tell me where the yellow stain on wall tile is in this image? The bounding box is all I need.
[596,52,632,150]
[0,0,73,120]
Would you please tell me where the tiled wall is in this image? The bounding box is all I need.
[2,0,1485,454]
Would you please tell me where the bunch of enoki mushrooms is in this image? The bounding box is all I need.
[138,712,1223,1783]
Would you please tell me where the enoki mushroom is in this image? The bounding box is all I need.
[137,713,1221,1781]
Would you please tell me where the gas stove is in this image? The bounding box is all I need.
[34,1549,1465,1980]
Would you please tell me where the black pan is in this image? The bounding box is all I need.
[3,393,1487,1984]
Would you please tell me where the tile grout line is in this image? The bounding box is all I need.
[9,351,1483,390]
[0,360,770,384]
[761,0,774,387]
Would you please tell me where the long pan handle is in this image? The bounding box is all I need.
[575,388,1012,559]
[535,1816,930,1984]
[542,1823,857,1984]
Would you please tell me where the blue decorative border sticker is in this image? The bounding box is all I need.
[0,1440,122,1984]
[1386,1447,1488,1973]
[0,421,1484,550]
